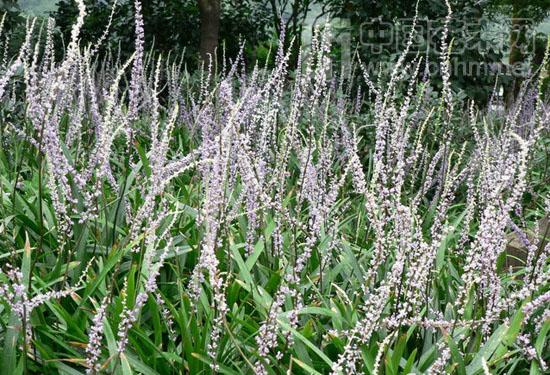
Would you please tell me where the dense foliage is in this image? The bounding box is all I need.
[328,0,550,104]
[0,1,549,374]
[53,0,272,67]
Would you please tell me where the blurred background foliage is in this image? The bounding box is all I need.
[53,0,273,67]
[1,0,549,104]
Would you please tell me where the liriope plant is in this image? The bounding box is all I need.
[0,0,548,374]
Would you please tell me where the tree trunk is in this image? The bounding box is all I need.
[506,4,529,106]
[198,0,220,63]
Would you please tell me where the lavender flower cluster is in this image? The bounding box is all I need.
[0,1,548,373]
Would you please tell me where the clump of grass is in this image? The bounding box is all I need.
[0,1,548,374]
